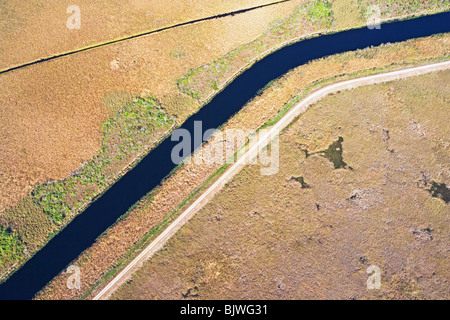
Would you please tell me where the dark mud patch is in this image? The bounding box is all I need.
[320,137,348,169]
[305,136,349,169]
[428,181,450,204]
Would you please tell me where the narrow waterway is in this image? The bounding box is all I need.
[0,12,449,300]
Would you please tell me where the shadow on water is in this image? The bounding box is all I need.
[0,12,449,299]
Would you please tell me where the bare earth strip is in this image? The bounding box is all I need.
[93,60,450,300]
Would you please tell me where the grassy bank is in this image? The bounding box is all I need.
[112,67,450,299]
[0,97,173,281]
[177,0,449,102]
[0,1,446,296]
[65,52,449,300]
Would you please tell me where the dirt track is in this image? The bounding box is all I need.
[93,60,450,300]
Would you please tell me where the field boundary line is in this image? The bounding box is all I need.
[93,60,450,300]
[0,0,290,75]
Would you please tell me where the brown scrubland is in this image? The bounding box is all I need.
[37,34,449,299]
[112,70,450,300]
[0,0,448,298]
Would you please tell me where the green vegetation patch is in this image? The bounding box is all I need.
[0,227,23,270]
[306,1,333,27]
[320,136,348,169]
[32,97,173,225]
[169,47,186,59]
[177,1,335,101]
[305,136,349,169]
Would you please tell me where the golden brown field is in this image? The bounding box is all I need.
[1,0,449,295]
[112,70,450,300]
[0,0,287,70]
[0,1,305,272]
[36,34,449,299]
[0,0,304,214]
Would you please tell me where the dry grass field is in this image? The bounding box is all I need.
[0,0,304,214]
[35,34,449,299]
[177,0,448,101]
[1,0,449,293]
[178,0,335,101]
[0,0,306,279]
[0,0,288,70]
[112,70,450,300]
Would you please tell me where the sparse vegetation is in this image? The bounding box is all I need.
[169,47,186,59]
[32,97,173,225]
[0,97,173,276]
[36,34,450,300]
[0,227,23,270]
[178,1,335,101]
[113,70,450,300]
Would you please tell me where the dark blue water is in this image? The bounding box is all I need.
[1,12,449,300]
